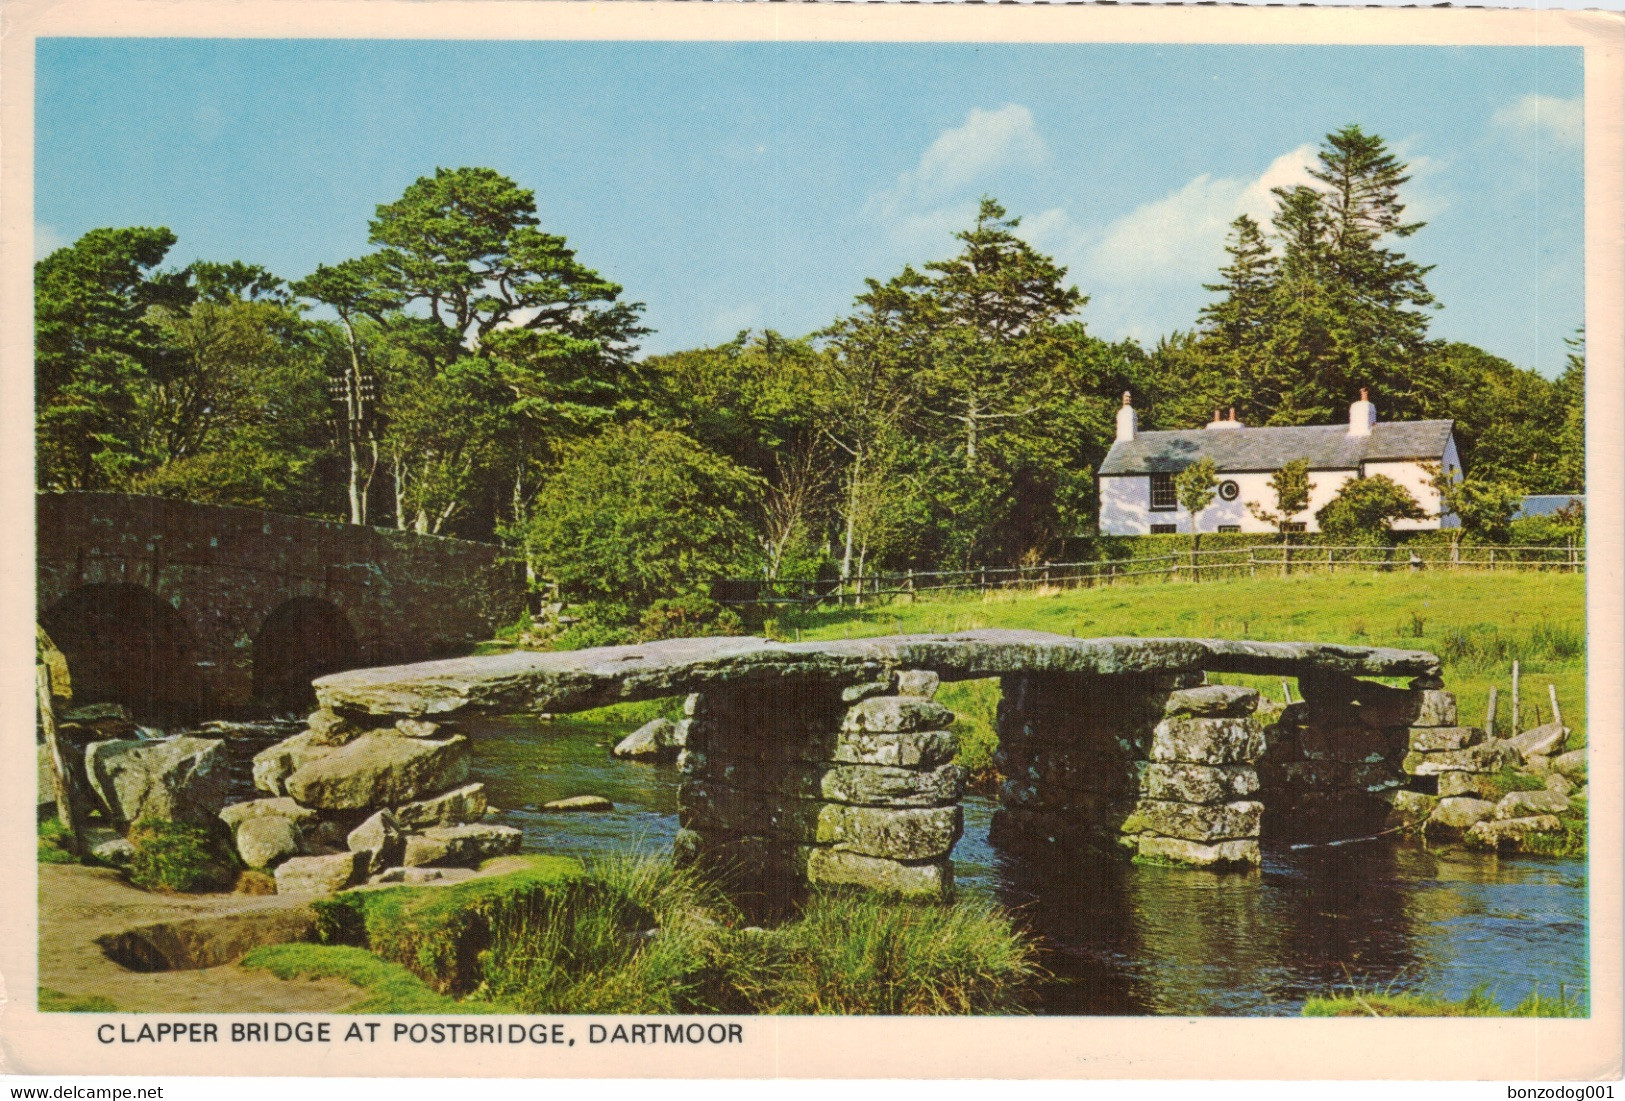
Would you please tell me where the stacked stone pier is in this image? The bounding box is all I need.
[675,670,963,899]
[308,630,1448,898]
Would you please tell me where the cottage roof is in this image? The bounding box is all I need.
[1099,420,1455,476]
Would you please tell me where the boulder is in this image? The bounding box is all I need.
[1552,749,1587,782]
[283,733,470,812]
[347,810,406,875]
[274,851,367,895]
[395,718,443,739]
[1135,835,1260,869]
[1427,797,1495,833]
[1545,771,1576,797]
[1467,815,1564,850]
[393,783,488,829]
[612,718,682,760]
[541,795,613,812]
[1164,685,1258,718]
[1509,723,1568,764]
[804,849,951,898]
[1123,800,1263,842]
[93,837,136,868]
[235,816,302,869]
[252,731,337,796]
[219,797,318,831]
[1147,717,1265,765]
[1407,726,1485,753]
[1380,789,1437,827]
[305,708,362,748]
[402,824,523,868]
[1402,742,1506,777]
[64,702,131,724]
[894,670,941,699]
[1494,789,1570,819]
[840,680,895,703]
[1522,754,1552,776]
[841,696,955,734]
[1134,763,1259,804]
[1437,771,1498,800]
[84,736,229,827]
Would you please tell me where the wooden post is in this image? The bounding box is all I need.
[1549,683,1563,729]
[1485,686,1498,739]
[38,663,84,856]
[1281,680,1293,706]
[1511,661,1521,735]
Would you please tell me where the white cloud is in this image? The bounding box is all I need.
[1493,94,1583,149]
[34,223,66,260]
[1086,145,1316,285]
[865,105,1048,229]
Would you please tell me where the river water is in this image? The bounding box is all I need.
[462,715,1589,1017]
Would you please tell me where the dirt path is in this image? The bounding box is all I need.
[38,864,359,1013]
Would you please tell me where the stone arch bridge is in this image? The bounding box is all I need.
[311,631,1479,894]
[37,493,527,721]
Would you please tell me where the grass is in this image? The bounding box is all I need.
[1304,983,1586,1017]
[266,853,1039,1015]
[37,818,80,864]
[241,944,484,1013]
[126,819,236,893]
[39,988,121,1012]
[789,572,1588,773]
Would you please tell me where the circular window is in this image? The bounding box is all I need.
[1218,480,1240,502]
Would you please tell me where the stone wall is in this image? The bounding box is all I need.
[675,671,963,900]
[37,493,526,715]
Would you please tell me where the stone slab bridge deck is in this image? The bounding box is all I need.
[315,631,1475,898]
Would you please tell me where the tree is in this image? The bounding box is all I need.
[1428,464,1524,552]
[1554,329,1585,492]
[1175,457,1219,572]
[35,227,192,490]
[1315,475,1425,544]
[523,423,762,609]
[290,256,403,523]
[1247,458,1312,539]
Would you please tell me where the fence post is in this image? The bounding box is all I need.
[1327,546,1334,574]
[1511,660,1520,735]
[1550,683,1563,729]
[1249,547,1256,581]
[1489,547,1495,572]
[1485,686,1498,739]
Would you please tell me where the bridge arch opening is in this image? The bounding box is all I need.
[253,598,359,714]
[39,583,203,724]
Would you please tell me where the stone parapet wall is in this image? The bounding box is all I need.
[675,671,962,900]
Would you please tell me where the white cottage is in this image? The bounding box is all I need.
[1097,390,1461,535]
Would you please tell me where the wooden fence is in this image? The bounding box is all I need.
[712,541,1585,609]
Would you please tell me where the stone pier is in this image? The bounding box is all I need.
[675,671,963,899]
[308,631,1449,897]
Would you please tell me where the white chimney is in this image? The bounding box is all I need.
[1207,405,1244,431]
[1115,391,1137,443]
[1349,387,1377,436]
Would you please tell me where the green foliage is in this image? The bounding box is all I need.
[241,944,485,1014]
[1304,983,1585,1017]
[1247,458,1312,534]
[37,818,79,865]
[1174,456,1219,535]
[126,819,236,893]
[737,890,1040,1015]
[312,855,586,990]
[35,226,190,491]
[636,592,746,642]
[39,988,122,1013]
[1315,474,1425,544]
[525,423,763,607]
[939,679,1001,790]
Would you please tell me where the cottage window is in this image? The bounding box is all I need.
[1149,473,1176,511]
[1218,525,1240,533]
[1150,524,1177,534]
[1282,521,1307,533]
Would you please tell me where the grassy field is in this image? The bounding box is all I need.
[782,572,1587,778]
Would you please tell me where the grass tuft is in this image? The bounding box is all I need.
[39,988,120,1012]
[126,819,236,892]
[241,944,488,1013]
[37,818,80,865]
[1304,982,1586,1017]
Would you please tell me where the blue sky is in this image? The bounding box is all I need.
[36,40,1584,376]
